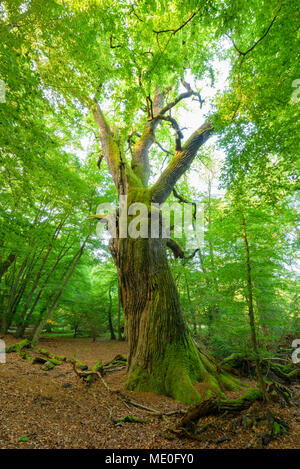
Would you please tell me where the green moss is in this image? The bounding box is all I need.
[49,358,62,366]
[119,415,146,423]
[92,360,102,371]
[6,339,30,353]
[42,361,55,371]
[19,351,31,361]
[218,372,244,391]
[33,356,62,366]
[271,419,288,437]
[126,335,242,405]
[205,374,225,396]
[223,387,262,407]
[287,369,299,380]
[38,348,66,362]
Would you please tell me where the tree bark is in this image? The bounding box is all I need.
[107,285,116,340]
[117,283,123,341]
[110,230,241,404]
[0,253,16,282]
[241,215,268,400]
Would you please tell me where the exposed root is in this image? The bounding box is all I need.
[126,338,243,405]
[37,348,67,363]
[176,388,263,435]
[93,354,127,375]
[6,339,30,354]
[6,339,31,361]
[98,370,184,416]
[221,353,300,385]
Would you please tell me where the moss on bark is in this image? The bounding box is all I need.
[126,335,242,405]
[111,218,242,405]
[6,339,30,353]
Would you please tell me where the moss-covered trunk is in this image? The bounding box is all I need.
[110,233,241,405]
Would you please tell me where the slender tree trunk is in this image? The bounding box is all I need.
[0,253,16,282]
[117,283,123,341]
[31,239,88,346]
[15,244,53,338]
[206,177,219,331]
[107,285,116,340]
[241,215,268,400]
[27,238,75,337]
[185,274,197,335]
[15,220,69,338]
[1,255,28,334]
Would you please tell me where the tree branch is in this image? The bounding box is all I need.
[90,99,123,189]
[227,9,281,57]
[153,11,197,35]
[173,187,196,220]
[156,115,184,151]
[166,239,185,259]
[131,88,164,185]
[150,120,213,204]
[130,83,204,186]
[158,86,201,116]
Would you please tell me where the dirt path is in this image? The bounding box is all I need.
[0,336,299,449]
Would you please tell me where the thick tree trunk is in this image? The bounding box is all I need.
[91,89,233,404]
[110,235,241,405]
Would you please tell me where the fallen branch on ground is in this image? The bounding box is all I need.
[177,388,263,434]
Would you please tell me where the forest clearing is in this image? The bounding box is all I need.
[0,0,299,456]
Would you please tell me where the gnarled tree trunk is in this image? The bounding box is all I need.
[110,229,240,404]
[90,87,241,404]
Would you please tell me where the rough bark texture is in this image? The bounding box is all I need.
[110,220,241,404]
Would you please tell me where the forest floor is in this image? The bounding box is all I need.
[0,335,299,449]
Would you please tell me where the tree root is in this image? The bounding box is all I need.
[37,348,67,363]
[93,354,127,375]
[32,356,63,370]
[6,339,30,354]
[172,386,292,444]
[6,339,31,361]
[221,353,300,384]
[75,364,186,428]
[70,354,128,385]
[177,388,263,434]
